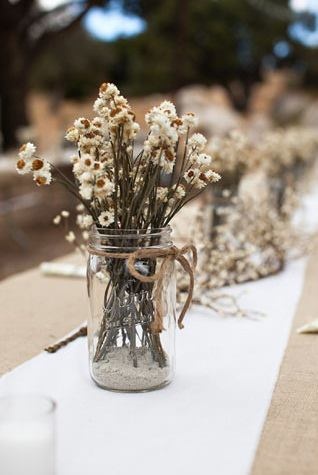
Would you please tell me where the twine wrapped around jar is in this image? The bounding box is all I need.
[87,244,197,333]
[45,244,197,354]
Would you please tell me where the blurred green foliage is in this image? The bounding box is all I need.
[31,0,316,102]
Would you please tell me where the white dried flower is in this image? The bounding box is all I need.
[99,82,120,99]
[65,127,79,142]
[180,113,198,131]
[188,133,207,152]
[98,210,115,227]
[65,231,76,243]
[77,214,93,229]
[158,101,177,117]
[53,215,61,225]
[80,171,94,183]
[94,178,115,198]
[16,157,32,175]
[175,185,186,199]
[206,170,221,182]
[82,231,89,241]
[156,187,169,202]
[18,142,36,160]
[33,169,52,186]
[197,153,212,167]
[76,204,85,212]
[74,118,91,131]
[61,210,70,218]
[184,168,199,183]
[79,183,93,200]
[82,215,93,228]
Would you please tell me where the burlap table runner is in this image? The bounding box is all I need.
[0,254,87,375]
[252,244,318,475]
[2,247,318,473]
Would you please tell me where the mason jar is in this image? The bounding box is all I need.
[87,227,176,392]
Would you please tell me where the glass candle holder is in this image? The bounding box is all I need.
[0,395,56,475]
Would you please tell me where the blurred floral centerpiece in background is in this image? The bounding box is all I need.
[16,82,221,392]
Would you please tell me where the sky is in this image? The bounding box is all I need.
[40,0,318,46]
[290,0,318,46]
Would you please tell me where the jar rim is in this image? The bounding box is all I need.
[90,225,172,239]
[89,225,173,250]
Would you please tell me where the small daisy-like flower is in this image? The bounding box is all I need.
[99,82,120,99]
[180,113,198,132]
[82,215,93,228]
[31,158,45,171]
[158,100,177,117]
[77,214,93,229]
[82,156,94,169]
[82,231,89,241]
[93,97,108,117]
[156,187,169,202]
[33,170,52,186]
[16,158,32,175]
[91,117,103,129]
[18,142,36,160]
[53,215,61,225]
[94,178,115,198]
[188,133,207,151]
[65,127,79,142]
[76,203,85,212]
[205,170,221,183]
[79,183,93,200]
[98,210,115,227]
[197,153,212,167]
[184,168,199,183]
[80,171,94,183]
[61,210,70,218]
[74,118,90,131]
[175,185,186,199]
[65,231,76,243]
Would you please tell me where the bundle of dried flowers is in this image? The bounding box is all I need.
[17,83,220,229]
[207,130,258,195]
[205,127,318,226]
[259,127,318,179]
[257,127,318,209]
[177,188,313,301]
[16,83,221,369]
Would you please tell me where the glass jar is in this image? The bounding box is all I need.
[87,227,176,392]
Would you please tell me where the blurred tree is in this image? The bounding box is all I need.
[32,0,317,108]
[31,27,116,100]
[3,0,316,152]
[121,0,293,108]
[0,0,108,151]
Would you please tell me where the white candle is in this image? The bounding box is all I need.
[0,395,55,475]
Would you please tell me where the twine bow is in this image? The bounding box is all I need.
[87,244,197,333]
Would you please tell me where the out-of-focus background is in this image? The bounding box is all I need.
[1,0,317,279]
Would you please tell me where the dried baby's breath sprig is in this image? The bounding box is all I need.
[52,209,87,257]
[193,187,315,290]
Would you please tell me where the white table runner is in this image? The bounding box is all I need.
[1,191,317,475]
[0,257,307,475]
